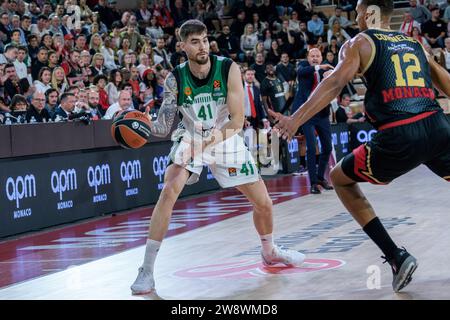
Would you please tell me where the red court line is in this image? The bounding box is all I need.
[0,175,312,288]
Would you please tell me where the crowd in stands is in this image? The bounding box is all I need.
[0,0,448,126]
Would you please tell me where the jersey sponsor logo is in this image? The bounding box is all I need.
[173,258,345,279]
[228,167,237,177]
[213,80,221,90]
[184,87,192,96]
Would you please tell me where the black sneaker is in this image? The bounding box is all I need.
[310,184,321,194]
[382,247,418,292]
[317,179,334,190]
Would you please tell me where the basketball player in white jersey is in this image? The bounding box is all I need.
[131,20,305,294]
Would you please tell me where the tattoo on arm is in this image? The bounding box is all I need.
[150,72,178,137]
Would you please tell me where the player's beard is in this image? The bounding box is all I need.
[192,51,209,65]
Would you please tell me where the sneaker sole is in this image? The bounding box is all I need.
[393,256,418,292]
[131,288,154,295]
[261,253,305,267]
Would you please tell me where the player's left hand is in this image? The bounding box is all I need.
[268,109,297,141]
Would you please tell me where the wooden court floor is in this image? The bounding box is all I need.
[0,165,449,300]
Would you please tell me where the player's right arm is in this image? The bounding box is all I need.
[427,52,450,97]
[148,72,178,137]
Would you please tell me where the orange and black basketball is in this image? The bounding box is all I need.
[111,110,151,149]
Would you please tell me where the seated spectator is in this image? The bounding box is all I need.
[51,66,69,94]
[412,26,429,46]
[53,92,76,121]
[408,0,431,24]
[327,20,351,46]
[9,94,28,123]
[3,63,25,103]
[33,67,52,94]
[104,90,134,119]
[308,12,325,40]
[45,88,59,117]
[399,11,421,36]
[422,6,446,48]
[93,74,109,112]
[26,91,50,122]
[335,94,365,124]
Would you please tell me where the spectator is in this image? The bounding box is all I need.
[26,91,50,122]
[86,88,103,119]
[104,90,134,119]
[399,11,421,36]
[146,15,164,46]
[121,23,144,52]
[422,6,446,48]
[14,45,28,82]
[89,53,107,81]
[408,0,431,24]
[412,26,429,45]
[308,12,325,40]
[3,63,24,103]
[9,94,28,123]
[250,52,267,85]
[47,50,59,71]
[335,94,365,124]
[153,36,173,70]
[33,66,52,93]
[276,52,296,85]
[267,40,282,65]
[101,36,118,72]
[93,74,109,112]
[53,92,76,120]
[51,66,68,94]
[172,0,192,27]
[136,0,152,23]
[44,87,58,117]
[216,25,240,60]
[327,20,351,46]
[0,44,18,64]
[243,68,269,130]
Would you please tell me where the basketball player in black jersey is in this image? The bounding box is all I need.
[270,0,450,292]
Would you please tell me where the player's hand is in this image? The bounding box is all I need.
[144,105,154,124]
[268,109,296,140]
[320,64,334,70]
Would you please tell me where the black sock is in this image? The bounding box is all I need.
[363,217,398,260]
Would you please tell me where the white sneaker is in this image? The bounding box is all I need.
[130,267,155,295]
[261,246,305,267]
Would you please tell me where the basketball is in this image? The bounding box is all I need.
[111,110,151,149]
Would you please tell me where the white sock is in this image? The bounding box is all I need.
[260,234,275,255]
[142,239,161,273]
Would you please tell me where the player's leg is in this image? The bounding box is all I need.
[332,141,419,292]
[236,180,305,267]
[315,116,334,190]
[131,163,190,294]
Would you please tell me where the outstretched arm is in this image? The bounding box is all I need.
[272,37,362,139]
[149,72,178,137]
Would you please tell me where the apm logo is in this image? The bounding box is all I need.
[339,131,349,152]
[288,139,299,164]
[51,169,77,210]
[120,160,141,196]
[87,164,111,203]
[153,156,170,190]
[356,129,377,143]
[5,174,36,219]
